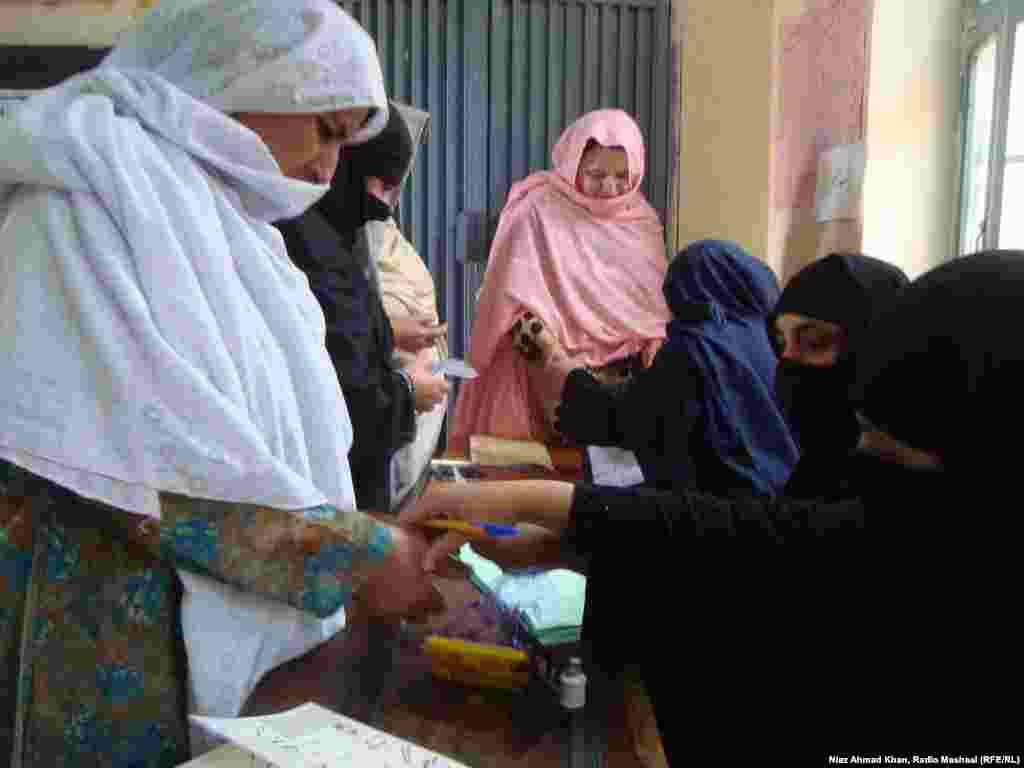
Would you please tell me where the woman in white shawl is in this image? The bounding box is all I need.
[0,1,442,765]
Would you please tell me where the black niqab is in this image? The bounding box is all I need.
[856,249,1024,479]
[773,253,909,463]
[317,100,414,238]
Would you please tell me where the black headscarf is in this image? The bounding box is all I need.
[852,253,1018,711]
[316,99,414,238]
[774,252,909,360]
[276,102,418,386]
[274,103,421,511]
[772,253,909,460]
[856,250,1024,477]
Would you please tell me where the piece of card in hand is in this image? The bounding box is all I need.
[431,358,479,378]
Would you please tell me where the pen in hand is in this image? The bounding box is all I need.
[417,518,519,539]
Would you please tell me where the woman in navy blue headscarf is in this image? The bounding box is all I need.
[554,239,799,498]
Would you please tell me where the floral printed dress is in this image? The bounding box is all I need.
[0,459,388,768]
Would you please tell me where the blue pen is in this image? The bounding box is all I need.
[420,519,519,538]
[475,522,519,537]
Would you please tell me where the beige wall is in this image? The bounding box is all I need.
[673,0,775,265]
[0,1,150,47]
[767,0,865,281]
[861,0,962,278]
[677,0,963,281]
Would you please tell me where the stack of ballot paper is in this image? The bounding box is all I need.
[181,703,469,767]
[458,544,585,648]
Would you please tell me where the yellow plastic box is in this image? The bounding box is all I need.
[423,635,531,692]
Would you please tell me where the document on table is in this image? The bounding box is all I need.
[183,702,470,767]
[469,435,554,470]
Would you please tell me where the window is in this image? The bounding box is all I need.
[959,0,1024,253]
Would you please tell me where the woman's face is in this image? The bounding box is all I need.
[234,107,372,183]
[575,144,630,198]
[772,312,844,366]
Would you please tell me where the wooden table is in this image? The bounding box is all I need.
[244,445,646,768]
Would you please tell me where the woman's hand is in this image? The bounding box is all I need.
[399,481,576,573]
[404,356,449,412]
[534,349,578,413]
[353,522,446,620]
[392,316,446,353]
[467,523,579,572]
[510,311,581,408]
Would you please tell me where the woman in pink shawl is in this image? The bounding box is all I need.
[450,109,671,449]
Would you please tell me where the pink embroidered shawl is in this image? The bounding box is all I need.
[450,109,670,447]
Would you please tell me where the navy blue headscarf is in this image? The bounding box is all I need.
[663,240,799,497]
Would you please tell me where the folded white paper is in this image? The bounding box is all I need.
[587,445,645,487]
[185,702,470,767]
[431,358,479,379]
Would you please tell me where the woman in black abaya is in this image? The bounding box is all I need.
[772,252,909,499]
[405,251,1019,759]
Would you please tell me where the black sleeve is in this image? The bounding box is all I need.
[556,348,700,450]
[563,482,865,557]
[338,301,417,456]
[277,217,416,510]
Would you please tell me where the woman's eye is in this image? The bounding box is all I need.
[318,117,345,143]
[806,332,840,354]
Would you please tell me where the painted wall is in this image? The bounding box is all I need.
[767,0,872,280]
[861,0,962,277]
[673,0,775,265]
[673,0,872,277]
[676,0,963,281]
[768,0,962,279]
[0,1,150,47]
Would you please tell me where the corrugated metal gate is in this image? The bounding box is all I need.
[338,0,675,361]
[0,1,676,364]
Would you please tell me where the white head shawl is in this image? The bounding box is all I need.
[104,0,388,142]
[0,0,389,518]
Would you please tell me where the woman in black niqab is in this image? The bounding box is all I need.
[849,249,1018,740]
[772,252,909,499]
[402,252,1021,756]
[276,103,419,511]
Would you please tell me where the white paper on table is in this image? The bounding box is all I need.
[587,445,645,487]
[187,702,470,768]
[815,142,865,223]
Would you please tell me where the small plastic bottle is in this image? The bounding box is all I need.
[562,657,588,767]
[560,656,587,710]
